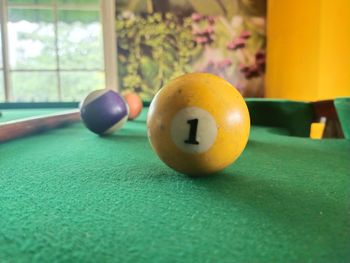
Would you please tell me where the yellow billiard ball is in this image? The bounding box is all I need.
[147,73,250,176]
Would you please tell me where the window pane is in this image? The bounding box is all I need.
[12,72,58,102]
[8,0,52,4]
[58,10,103,70]
[0,27,3,67]
[0,71,4,102]
[60,71,105,101]
[8,9,56,70]
[0,27,3,101]
[58,0,99,5]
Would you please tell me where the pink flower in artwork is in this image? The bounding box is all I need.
[193,26,215,46]
[239,64,250,74]
[226,42,235,50]
[227,37,246,50]
[234,38,246,49]
[222,58,232,66]
[195,36,207,44]
[192,28,200,36]
[255,51,266,72]
[194,26,215,37]
[227,31,251,51]
[207,16,216,25]
[239,31,251,39]
[204,25,215,34]
[191,13,202,22]
[255,51,265,63]
[217,59,232,69]
[239,64,260,79]
[245,65,260,79]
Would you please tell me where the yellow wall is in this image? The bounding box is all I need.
[266,0,350,101]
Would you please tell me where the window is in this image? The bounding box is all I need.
[0,0,107,102]
[0,27,4,101]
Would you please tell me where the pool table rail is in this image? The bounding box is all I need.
[0,110,81,143]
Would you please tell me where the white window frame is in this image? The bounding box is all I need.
[0,0,117,102]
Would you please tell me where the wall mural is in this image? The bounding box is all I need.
[116,0,266,101]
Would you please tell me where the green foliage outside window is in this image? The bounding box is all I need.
[0,1,103,102]
[2,7,104,102]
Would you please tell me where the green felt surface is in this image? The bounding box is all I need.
[0,108,350,262]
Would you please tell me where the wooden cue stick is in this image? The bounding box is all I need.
[0,110,81,143]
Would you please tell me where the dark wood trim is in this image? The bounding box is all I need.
[311,100,344,138]
[311,100,338,120]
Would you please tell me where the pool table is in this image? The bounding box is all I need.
[0,100,349,262]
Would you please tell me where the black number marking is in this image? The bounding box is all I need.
[184,119,199,145]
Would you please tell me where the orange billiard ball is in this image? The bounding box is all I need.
[123,92,143,120]
[147,73,250,176]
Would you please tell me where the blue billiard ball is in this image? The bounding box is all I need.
[80,89,129,135]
